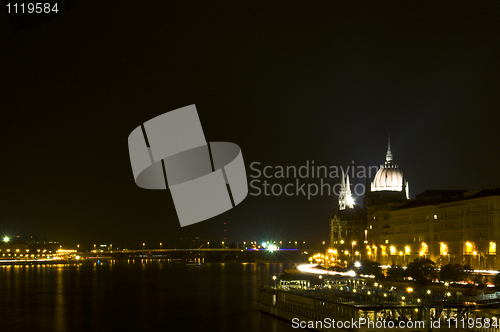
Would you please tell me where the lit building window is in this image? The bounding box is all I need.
[490,242,496,255]
[421,242,428,255]
[440,243,447,255]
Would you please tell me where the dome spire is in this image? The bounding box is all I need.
[386,133,393,162]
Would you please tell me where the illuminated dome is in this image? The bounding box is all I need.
[372,165,405,191]
[371,135,409,199]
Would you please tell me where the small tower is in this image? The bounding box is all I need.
[338,171,354,210]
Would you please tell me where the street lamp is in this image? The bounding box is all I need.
[372,245,377,261]
[351,241,356,260]
[160,242,162,249]
[143,243,145,250]
[332,249,338,263]
[421,243,427,259]
[272,275,277,288]
[473,251,481,268]
[3,236,10,243]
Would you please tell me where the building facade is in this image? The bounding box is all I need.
[368,189,500,269]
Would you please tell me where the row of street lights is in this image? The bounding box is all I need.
[328,240,488,268]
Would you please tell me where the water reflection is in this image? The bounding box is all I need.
[0,262,296,331]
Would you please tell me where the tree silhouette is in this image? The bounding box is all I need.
[440,263,465,283]
[405,258,438,287]
[386,264,405,282]
[362,260,384,281]
[494,273,500,288]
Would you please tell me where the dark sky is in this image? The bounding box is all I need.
[1,1,499,248]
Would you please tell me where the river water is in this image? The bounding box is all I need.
[0,261,297,332]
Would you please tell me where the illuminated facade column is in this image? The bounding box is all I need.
[329,217,335,249]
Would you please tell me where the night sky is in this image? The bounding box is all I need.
[1,1,499,247]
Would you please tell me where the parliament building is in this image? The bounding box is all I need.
[330,136,500,270]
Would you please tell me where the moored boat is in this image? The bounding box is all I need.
[259,273,489,332]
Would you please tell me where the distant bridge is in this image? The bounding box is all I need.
[110,248,243,253]
[79,248,303,263]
